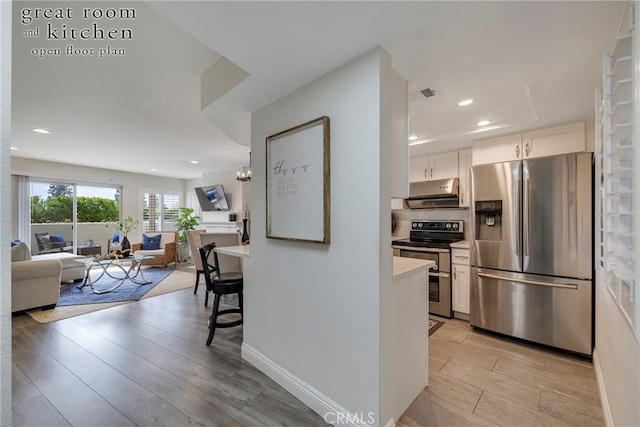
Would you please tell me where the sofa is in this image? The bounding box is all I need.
[33,252,86,283]
[11,242,63,312]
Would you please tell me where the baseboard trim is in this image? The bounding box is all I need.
[593,349,614,427]
[241,343,375,427]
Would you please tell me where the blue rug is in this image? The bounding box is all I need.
[58,268,174,306]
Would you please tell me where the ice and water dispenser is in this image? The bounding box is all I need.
[474,200,502,241]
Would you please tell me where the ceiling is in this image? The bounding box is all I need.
[11,1,626,179]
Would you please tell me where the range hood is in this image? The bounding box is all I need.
[404,177,460,209]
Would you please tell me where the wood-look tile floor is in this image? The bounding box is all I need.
[12,289,327,427]
[13,290,604,427]
[398,318,604,427]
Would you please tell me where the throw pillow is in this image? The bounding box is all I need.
[141,234,161,250]
[38,234,52,250]
[49,234,67,248]
[11,242,32,262]
[112,232,120,243]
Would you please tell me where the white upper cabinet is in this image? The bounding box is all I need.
[473,121,588,166]
[409,155,431,182]
[429,151,459,180]
[472,133,523,165]
[410,151,459,182]
[522,122,586,159]
[458,148,473,207]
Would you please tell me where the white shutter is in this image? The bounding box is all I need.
[603,21,638,335]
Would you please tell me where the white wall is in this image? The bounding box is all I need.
[0,1,11,424]
[11,157,184,243]
[245,47,394,425]
[594,268,640,426]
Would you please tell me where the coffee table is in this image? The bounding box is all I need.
[75,254,154,294]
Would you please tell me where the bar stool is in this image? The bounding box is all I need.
[198,242,243,346]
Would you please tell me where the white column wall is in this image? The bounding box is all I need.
[0,1,11,424]
[245,47,391,424]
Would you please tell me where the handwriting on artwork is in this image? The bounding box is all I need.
[272,160,310,198]
[272,160,310,176]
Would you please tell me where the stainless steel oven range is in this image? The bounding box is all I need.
[392,220,464,318]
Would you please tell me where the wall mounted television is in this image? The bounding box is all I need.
[195,184,230,211]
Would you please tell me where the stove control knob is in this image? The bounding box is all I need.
[445,223,451,229]
[412,222,418,229]
[417,223,423,229]
[452,223,459,229]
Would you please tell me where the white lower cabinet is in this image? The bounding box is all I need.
[452,248,470,315]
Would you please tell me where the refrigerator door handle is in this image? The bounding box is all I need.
[478,272,578,290]
[523,178,530,257]
[515,178,521,255]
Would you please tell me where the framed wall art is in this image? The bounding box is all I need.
[266,116,330,244]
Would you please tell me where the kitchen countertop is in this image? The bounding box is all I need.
[450,240,470,249]
[214,245,251,258]
[393,256,434,281]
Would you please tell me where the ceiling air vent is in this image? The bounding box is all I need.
[420,87,436,98]
[409,84,440,103]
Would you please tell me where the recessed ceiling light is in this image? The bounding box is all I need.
[477,120,491,127]
[10,146,18,150]
[408,135,419,141]
[32,128,51,134]
[150,168,157,172]
[190,160,199,164]
[458,99,474,106]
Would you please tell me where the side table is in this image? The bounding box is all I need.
[78,246,102,257]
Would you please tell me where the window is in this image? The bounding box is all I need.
[30,180,121,253]
[142,191,181,232]
[185,189,201,217]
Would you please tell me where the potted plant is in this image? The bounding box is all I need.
[175,207,200,243]
[113,215,140,255]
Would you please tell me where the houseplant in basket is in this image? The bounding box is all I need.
[175,207,200,242]
[175,207,200,263]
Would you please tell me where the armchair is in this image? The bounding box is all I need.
[34,232,73,254]
[131,231,177,267]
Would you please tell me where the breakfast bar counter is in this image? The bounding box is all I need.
[214,245,251,258]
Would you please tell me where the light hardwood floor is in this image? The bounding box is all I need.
[12,289,603,427]
[398,318,604,427]
[12,289,327,426]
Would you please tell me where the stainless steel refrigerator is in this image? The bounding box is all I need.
[470,153,593,355]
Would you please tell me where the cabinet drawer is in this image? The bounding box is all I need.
[451,249,470,265]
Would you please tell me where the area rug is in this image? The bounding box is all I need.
[58,268,174,306]
[429,318,445,336]
[27,268,196,324]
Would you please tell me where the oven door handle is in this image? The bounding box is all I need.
[429,272,450,278]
